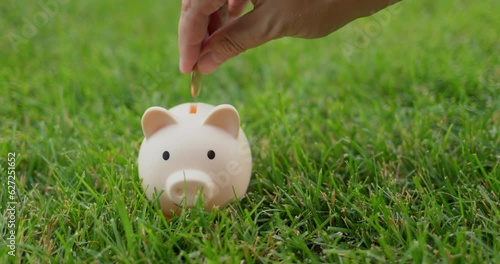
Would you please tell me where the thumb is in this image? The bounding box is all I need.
[197,4,285,74]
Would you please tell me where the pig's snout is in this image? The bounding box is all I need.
[165,170,219,207]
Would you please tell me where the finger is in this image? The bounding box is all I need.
[178,0,227,73]
[228,0,249,17]
[192,0,228,16]
[197,4,285,74]
[178,13,209,73]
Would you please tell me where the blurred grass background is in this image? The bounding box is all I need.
[1,0,499,262]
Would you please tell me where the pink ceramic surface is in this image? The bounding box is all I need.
[138,102,252,217]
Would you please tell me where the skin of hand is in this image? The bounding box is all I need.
[178,0,400,74]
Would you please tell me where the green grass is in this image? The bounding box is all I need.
[1,0,499,262]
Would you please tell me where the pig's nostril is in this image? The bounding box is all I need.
[176,188,183,196]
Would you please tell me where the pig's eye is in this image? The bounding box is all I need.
[162,151,170,161]
[207,150,215,160]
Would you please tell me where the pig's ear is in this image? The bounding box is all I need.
[203,104,240,139]
[141,107,178,139]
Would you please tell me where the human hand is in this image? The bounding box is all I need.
[179,0,399,74]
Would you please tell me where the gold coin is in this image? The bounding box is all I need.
[190,66,202,99]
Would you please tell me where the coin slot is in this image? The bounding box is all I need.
[189,103,197,114]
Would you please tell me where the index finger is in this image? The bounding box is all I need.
[178,0,228,73]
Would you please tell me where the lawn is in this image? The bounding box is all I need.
[1,0,499,263]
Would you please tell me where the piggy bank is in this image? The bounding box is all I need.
[138,102,252,217]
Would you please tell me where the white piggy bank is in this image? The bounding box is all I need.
[138,102,252,217]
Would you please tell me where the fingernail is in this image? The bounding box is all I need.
[198,52,222,74]
[179,59,187,73]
